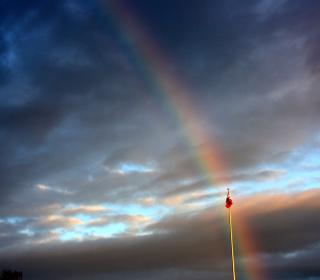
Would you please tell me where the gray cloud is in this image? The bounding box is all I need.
[0,190,319,279]
[1,0,319,203]
[0,1,320,279]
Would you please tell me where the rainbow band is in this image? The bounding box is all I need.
[105,1,228,186]
[101,1,265,280]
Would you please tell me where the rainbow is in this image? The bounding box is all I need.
[104,1,228,185]
[101,1,265,279]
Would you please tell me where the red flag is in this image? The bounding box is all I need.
[225,189,233,208]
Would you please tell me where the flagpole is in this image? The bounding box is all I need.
[229,206,236,280]
[226,188,236,280]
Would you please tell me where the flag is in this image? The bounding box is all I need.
[225,189,233,208]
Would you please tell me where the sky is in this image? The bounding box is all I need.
[0,0,320,279]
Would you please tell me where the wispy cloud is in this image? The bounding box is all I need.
[105,162,157,175]
[62,204,107,215]
[35,184,74,195]
[36,215,83,229]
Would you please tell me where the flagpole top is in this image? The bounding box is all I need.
[225,188,233,208]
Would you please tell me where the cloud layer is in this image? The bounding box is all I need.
[0,0,320,279]
[1,190,320,279]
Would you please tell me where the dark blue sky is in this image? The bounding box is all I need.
[0,1,320,279]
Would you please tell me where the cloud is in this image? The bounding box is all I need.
[88,214,152,234]
[35,184,73,195]
[87,217,109,227]
[105,162,157,175]
[0,190,319,279]
[0,1,320,279]
[0,0,319,208]
[35,215,83,229]
[149,168,285,204]
[62,205,107,216]
[137,197,156,207]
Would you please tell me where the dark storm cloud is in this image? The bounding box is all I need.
[1,190,319,280]
[0,34,11,86]
[0,220,29,249]
[1,1,320,279]
[133,0,320,174]
[0,0,318,201]
[268,246,320,280]
[123,0,260,84]
[103,0,320,175]
[0,0,153,201]
[268,0,320,74]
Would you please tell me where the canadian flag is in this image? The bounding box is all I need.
[225,189,233,208]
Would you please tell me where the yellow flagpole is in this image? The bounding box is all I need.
[229,206,236,280]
